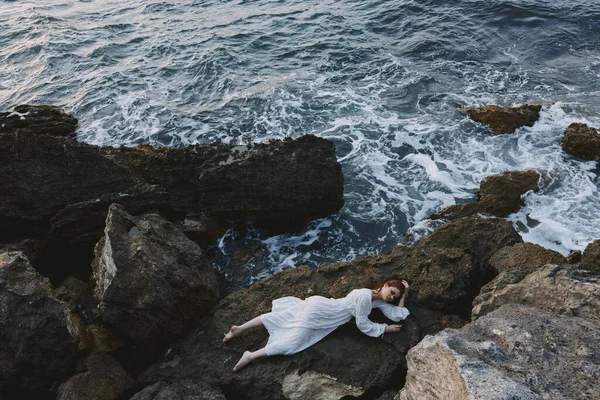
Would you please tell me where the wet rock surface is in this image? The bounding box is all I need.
[429,169,541,220]
[0,252,80,397]
[56,353,135,400]
[92,204,222,350]
[464,104,542,134]
[561,122,600,161]
[397,304,600,400]
[0,104,78,137]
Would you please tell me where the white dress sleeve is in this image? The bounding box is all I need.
[354,290,387,338]
[373,301,410,322]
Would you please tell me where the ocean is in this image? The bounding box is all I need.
[1,0,599,285]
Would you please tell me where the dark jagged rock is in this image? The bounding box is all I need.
[398,304,600,400]
[582,240,600,272]
[92,204,222,350]
[464,104,542,134]
[130,380,226,400]
[561,123,600,161]
[56,353,135,400]
[1,106,344,282]
[472,243,566,320]
[0,252,80,397]
[429,170,541,220]
[0,105,78,137]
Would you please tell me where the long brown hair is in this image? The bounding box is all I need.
[372,279,405,305]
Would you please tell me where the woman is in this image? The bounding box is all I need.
[223,279,410,371]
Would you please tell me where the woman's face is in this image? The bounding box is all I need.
[381,284,402,303]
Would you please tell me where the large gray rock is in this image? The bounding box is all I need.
[397,304,600,400]
[582,240,600,272]
[92,204,222,349]
[429,170,541,220]
[472,264,600,320]
[464,104,542,134]
[56,353,135,400]
[0,252,80,396]
[0,104,78,137]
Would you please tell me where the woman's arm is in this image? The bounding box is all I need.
[398,280,409,308]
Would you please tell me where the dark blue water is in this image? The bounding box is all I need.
[2,0,599,284]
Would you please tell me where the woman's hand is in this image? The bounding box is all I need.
[384,324,402,333]
[402,280,409,290]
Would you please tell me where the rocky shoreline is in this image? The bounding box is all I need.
[1,104,599,399]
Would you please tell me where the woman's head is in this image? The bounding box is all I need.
[374,279,405,304]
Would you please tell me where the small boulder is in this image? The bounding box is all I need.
[397,304,600,400]
[0,252,80,396]
[57,353,135,400]
[582,240,600,272]
[472,264,600,320]
[430,169,541,219]
[464,104,542,134]
[561,123,600,161]
[92,204,222,349]
[0,104,78,137]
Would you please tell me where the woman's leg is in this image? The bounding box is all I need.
[223,315,264,342]
[233,347,268,371]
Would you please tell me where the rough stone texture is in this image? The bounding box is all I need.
[92,204,222,350]
[430,170,541,220]
[582,240,600,272]
[130,380,226,400]
[472,243,567,319]
[136,217,521,399]
[56,353,135,400]
[0,252,80,396]
[464,104,542,134]
[281,370,363,399]
[54,276,89,310]
[0,104,78,137]
[473,264,600,320]
[397,304,600,400]
[561,123,600,161]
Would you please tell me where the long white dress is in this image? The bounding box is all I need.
[260,288,410,356]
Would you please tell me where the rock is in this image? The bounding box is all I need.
[582,240,600,272]
[472,243,567,319]
[464,104,542,134]
[473,264,600,320]
[567,249,582,264]
[0,105,78,137]
[0,252,80,396]
[130,380,225,400]
[56,353,135,400]
[92,204,222,350]
[54,275,89,310]
[430,170,541,220]
[561,123,600,161]
[106,135,344,233]
[397,304,600,400]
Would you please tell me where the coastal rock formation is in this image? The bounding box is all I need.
[397,304,600,400]
[561,123,600,161]
[92,204,222,350]
[0,252,80,397]
[0,104,78,137]
[56,353,135,400]
[473,264,600,320]
[472,243,566,319]
[464,104,542,134]
[135,217,521,399]
[582,240,600,272]
[429,169,541,220]
[0,104,344,280]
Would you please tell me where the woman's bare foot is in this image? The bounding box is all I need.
[233,351,252,371]
[223,326,241,342]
